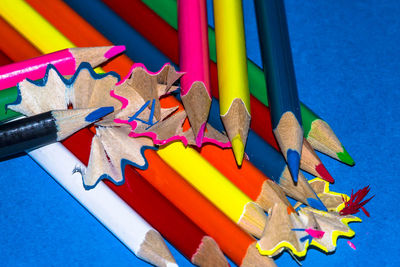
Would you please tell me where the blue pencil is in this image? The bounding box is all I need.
[254,0,303,183]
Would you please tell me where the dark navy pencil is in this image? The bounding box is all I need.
[0,107,113,158]
[208,99,326,211]
[254,0,303,183]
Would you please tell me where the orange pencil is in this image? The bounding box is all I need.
[0,16,41,61]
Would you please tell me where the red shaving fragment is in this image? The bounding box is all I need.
[339,185,374,217]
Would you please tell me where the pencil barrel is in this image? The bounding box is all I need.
[0,111,56,157]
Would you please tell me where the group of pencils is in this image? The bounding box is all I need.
[0,0,367,266]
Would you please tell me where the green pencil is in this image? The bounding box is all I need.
[141,0,354,165]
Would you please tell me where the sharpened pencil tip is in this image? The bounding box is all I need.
[195,123,206,147]
[307,196,327,211]
[231,134,244,166]
[315,163,334,183]
[104,45,126,59]
[287,149,300,183]
[337,145,355,166]
[85,106,114,122]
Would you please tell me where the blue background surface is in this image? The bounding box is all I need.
[0,0,399,266]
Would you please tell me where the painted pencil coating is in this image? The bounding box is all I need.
[0,107,113,158]
[0,49,74,90]
[139,0,354,165]
[254,0,303,182]
[178,0,211,146]
[178,0,210,95]
[0,16,42,62]
[213,0,250,165]
[0,0,73,52]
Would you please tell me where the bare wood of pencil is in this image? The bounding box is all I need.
[0,107,113,158]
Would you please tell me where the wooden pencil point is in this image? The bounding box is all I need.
[69,46,125,69]
[242,242,276,267]
[273,111,303,182]
[137,229,178,267]
[238,202,267,238]
[308,119,355,165]
[221,98,251,165]
[301,139,334,183]
[180,81,211,146]
[191,236,229,267]
[256,179,291,211]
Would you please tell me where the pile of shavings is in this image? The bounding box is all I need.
[256,178,367,259]
[9,62,373,262]
[8,62,229,189]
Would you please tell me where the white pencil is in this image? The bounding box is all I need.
[28,142,178,267]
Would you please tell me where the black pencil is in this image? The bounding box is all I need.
[0,107,113,158]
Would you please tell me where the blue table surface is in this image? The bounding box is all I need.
[0,0,399,266]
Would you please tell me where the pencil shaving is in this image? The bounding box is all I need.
[11,62,229,188]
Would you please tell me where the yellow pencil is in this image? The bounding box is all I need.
[213,0,251,166]
[158,142,266,238]
[0,0,73,52]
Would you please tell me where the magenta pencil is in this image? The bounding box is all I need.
[178,0,211,146]
[0,45,125,90]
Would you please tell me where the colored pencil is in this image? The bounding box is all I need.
[62,128,229,267]
[0,107,113,158]
[178,0,211,146]
[139,0,355,165]
[254,0,303,183]
[27,142,178,267]
[212,0,251,166]
[0,16,42,62]
[208,99,327,211]
[98,0,335,182]
[0,45,125,90]
[24,0,132,78]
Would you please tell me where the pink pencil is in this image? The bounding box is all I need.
[0,45,125,90]
[178,0,211,146]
